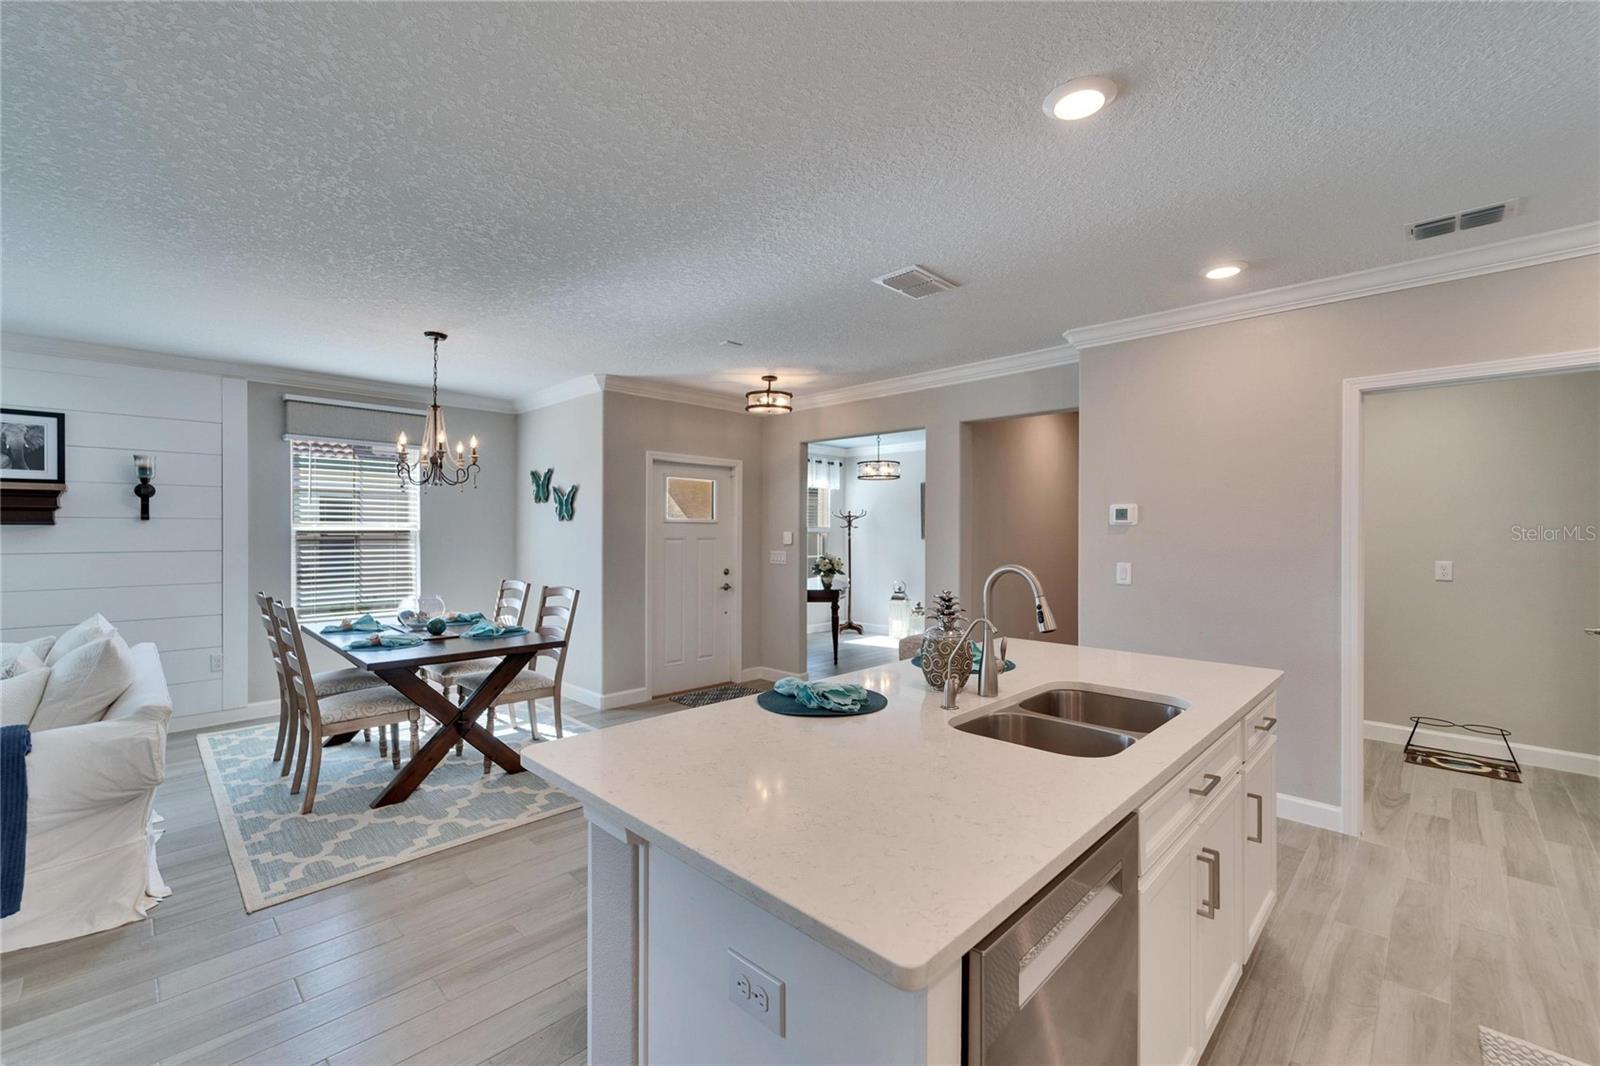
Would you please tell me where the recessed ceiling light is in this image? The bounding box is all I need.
[1203,263,1244,280]
[1043,76,1118,121]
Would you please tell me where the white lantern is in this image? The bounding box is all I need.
[888,581,911,639]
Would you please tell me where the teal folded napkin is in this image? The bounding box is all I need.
[442,611,487,626]
[343,632,424,649]
[322,613,382,633]
[773,676,871,713]
[463,622,528,640]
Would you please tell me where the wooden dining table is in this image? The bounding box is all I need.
[302,620,566,808]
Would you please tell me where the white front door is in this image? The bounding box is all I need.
[650,460,737,695]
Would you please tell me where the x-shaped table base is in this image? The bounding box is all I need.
[367,652,533,808]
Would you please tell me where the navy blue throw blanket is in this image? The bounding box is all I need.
[1,724,31,918]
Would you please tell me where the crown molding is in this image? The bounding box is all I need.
[0,330,519,413]
[1066,222,1600,350]
[515,373,603,412]
[598,374,748,412]
[797,342,1080,410]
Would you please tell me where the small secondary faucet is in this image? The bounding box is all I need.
[940,564,1058,709]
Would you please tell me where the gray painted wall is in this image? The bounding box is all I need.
[1363,370,1600,755]
[246,381,518,702]
[515,392,605,696]
[1078,254,1600,807]
[966,411,1079,644]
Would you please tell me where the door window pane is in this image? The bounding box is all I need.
[665,477,716,521]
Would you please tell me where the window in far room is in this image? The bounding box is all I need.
[289,439,420,621]
[806,485,831,571]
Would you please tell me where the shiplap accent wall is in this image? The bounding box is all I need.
[1,349,244,719]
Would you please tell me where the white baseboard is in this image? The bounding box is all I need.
[1364,719,1600,778]
[740,666,792,683]
[1277,793,1344,832]
[169,699,278,734]
[563,683,650,711]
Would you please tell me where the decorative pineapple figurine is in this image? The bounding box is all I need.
[919,589,973,691]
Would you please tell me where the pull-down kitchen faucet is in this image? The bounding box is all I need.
[941,564,1058,709]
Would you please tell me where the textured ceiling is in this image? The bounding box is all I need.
[3,3,1597,403]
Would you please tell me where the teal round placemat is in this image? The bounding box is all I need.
[756,689,887,717]
[911,654,1015,673]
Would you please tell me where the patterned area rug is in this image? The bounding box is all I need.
[669,683,760,708]
[197,720,582,911]
[1480,1026,1592,1066]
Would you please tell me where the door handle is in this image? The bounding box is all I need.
[720,583,733,591]
[1254,716,1278,732]
[1247,792,1264,843]
[1196,847,1220,919]
[1189,772,1222,798]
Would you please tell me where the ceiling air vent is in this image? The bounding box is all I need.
[873,265,958,299]
[1407,199,1520,240]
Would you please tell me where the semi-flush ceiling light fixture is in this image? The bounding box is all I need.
[1043,76,1118,121]
[1203,263,1244,280]
[745,374,793,415]
[397,330,480,488]
[857,435,901,481]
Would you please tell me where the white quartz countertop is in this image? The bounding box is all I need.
[521,641,1281,990]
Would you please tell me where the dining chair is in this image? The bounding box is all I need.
[422,578,532,700]
[268,599,423,814]
[453,585,580,772]
[255,592,388,777]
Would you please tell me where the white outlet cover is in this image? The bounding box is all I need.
[1434,560,1454,581]
[727,949,785,1036]
[782,531,794,545]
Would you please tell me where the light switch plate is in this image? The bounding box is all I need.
[210,653,224,673]
[1434,560,1453,581]
[1116,562,1132,585]
[727,949,785,1036]
[769,550,787,565]
[782,531,794,546]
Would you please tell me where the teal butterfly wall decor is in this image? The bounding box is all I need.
[529,468,554,503]
[553,484,578,522]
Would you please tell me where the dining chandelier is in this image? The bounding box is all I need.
[856,434,901,481]
[397,330,480,488]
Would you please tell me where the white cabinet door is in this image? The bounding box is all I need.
[1241,736,1278,958]
[1190,775,1243,1042]
[1139,832,1198,1066]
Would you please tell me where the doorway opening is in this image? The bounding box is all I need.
[803,429,926,678]
[1343,352,1599,838]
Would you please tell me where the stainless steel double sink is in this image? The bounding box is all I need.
[954,688,1183,758]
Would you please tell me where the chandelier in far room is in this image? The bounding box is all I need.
[397,330,480,488]
[856,434,901,481]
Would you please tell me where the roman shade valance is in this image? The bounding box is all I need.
[283,395,426,449]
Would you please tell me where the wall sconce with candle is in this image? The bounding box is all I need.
[133,455,156,519]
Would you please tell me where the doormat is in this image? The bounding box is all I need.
[670,684,760,708]
[1403,745,1521,783]
[1480,1025,1592,1066]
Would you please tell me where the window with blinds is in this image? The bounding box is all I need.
[290,440,419,622]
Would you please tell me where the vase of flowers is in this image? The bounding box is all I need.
[919,589,972,691]
[811,553,845,589]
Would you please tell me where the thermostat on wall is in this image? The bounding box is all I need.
[1109,504,1139,526]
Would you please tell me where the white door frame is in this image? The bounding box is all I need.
[644,451,743,697]
[1339,346,1600,835]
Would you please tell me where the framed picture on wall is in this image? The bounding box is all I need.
[0,408,66,484]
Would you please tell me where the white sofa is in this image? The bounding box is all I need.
[1,634,172,951]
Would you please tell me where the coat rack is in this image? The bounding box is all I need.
[833,508,866,635]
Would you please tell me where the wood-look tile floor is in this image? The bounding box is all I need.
[5,719,1596,1065]
[1205,740,1600,1066]
[0,701,679,1066]
[806,629,899,679]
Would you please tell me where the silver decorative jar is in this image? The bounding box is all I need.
[919,589,971,691]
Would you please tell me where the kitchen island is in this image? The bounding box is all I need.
[522,640,1282,1064]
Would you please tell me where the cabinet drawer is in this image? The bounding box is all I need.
[1138,723,1242,874]
[1242,693,1279,760]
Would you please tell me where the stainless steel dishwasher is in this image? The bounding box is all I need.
[965,814,1138,1064]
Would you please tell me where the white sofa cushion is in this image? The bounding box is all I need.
[34,634,137,732]
[3,638,55,676]
[0,667,50,727]
[2,646,46,680]
[44,614,116,667]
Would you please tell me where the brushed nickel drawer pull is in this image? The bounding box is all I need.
[1254,716,1278,732]
[1248,792,1264,843]
[1189,772,1222,798]
[1196,847,1220,919]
